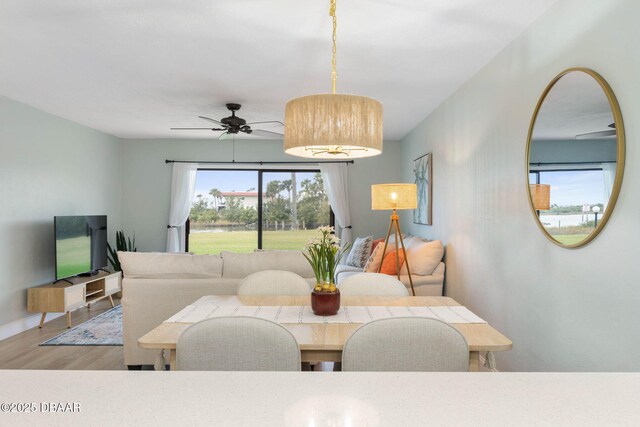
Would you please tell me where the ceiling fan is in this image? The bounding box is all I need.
[171,103,284,140]
[576,123,616,140]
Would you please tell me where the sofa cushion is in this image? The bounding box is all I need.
[399,240,444,276]
[380,250,405,275]
[364,242,396,273]
[119,251,223,279]
[335,264,363,283]
[400,236,418,248]
[345,236,373,268]
[221,250,314,279]
[370,238,385,253]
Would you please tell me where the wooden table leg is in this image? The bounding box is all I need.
[169,350,176,371]
[66,311,72,329]
[469,351,480,372]
[108,295,115,308]
[39,313,47,328]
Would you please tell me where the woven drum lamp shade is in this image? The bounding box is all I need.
[284,94,383,159]
[530,184,551,211]
[371,184,417,210]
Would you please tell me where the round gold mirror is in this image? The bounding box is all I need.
[526,68,625,248]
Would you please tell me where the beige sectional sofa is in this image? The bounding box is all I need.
[335,262,445,296]
[119,250,315,368]
[336,237,445,296]
[120,242,445,368]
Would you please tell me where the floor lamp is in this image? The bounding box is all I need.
[529,184,550,217]
[371,184,417,296]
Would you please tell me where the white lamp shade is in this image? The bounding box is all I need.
[371,184,417,210]
[284,94,383,159]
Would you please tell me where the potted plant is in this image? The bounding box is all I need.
[303,226,351,315]
[107,230,137,273]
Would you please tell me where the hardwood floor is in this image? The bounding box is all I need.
[0,298,125,370]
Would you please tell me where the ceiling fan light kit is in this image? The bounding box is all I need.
[283,0,383,159]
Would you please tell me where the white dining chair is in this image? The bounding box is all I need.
[342,317,469,372]
[339,273,410,296]
[237,270,311,296]
[176,316,301,371]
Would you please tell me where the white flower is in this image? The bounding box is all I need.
[318,225,334,234]
[305,237,322,248]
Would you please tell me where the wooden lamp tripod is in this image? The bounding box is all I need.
[371,184,417,296]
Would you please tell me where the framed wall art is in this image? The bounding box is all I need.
[413,153,432,225]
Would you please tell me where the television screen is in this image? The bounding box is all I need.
[54,216,107,280]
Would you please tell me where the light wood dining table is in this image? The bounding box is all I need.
[138,295,512,371]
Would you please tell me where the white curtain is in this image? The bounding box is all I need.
[602,162,616,211]
[319,163,352,247]
[166,163,198,252]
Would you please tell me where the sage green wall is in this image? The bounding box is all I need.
[529,139,617,164]
[0,98,398,332]
[400,0,640,371]
[120,138,402,252]
[0,96,122,328]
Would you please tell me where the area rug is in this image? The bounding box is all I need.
[40,305,123,346]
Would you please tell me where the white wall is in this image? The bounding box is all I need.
[400,0,640,371]
[0,96,122,329]
[120,138,402,252]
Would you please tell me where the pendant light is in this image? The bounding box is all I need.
[284,0,383,159]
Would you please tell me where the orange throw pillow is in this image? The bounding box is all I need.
[379,250,405,275]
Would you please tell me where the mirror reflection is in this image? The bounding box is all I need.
[527,69,623,247]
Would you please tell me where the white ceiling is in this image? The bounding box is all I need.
[0,0,558,140]
[532,71,615,140]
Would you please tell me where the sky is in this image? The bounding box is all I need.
[197,169,604,207]
[194,170,318,201]
[530,170,605,206]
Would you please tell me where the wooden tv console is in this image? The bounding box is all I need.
[27,271,121,328]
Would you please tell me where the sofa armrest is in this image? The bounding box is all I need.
[398,262,445,296]
[335,264,364,284]
[121,278,220,366]
[434,262,445,274]
[429,262,445,281]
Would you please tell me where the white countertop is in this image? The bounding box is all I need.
[0,370,639,426]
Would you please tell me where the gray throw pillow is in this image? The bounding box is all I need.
[346,236,373,268]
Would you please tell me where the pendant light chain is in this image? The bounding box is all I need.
[330,0,337,94]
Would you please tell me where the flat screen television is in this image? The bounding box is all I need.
[54,215,108,280]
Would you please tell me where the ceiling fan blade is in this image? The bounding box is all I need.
[170,127,226,130]
[198,116,225,126]
[245,120,284,127]
[575,129,617,140]
[250,129,284,139]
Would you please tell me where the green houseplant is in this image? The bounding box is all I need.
[107,230,137,272]
[304,226,351,315]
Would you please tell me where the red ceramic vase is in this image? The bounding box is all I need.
[311,289,341,316]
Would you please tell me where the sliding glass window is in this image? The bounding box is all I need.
[187,169,332,254]
[529,167,606,245]
[261,171,331,250]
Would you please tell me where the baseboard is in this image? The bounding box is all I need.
[0,312,65,342]
[479,353,500,372]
